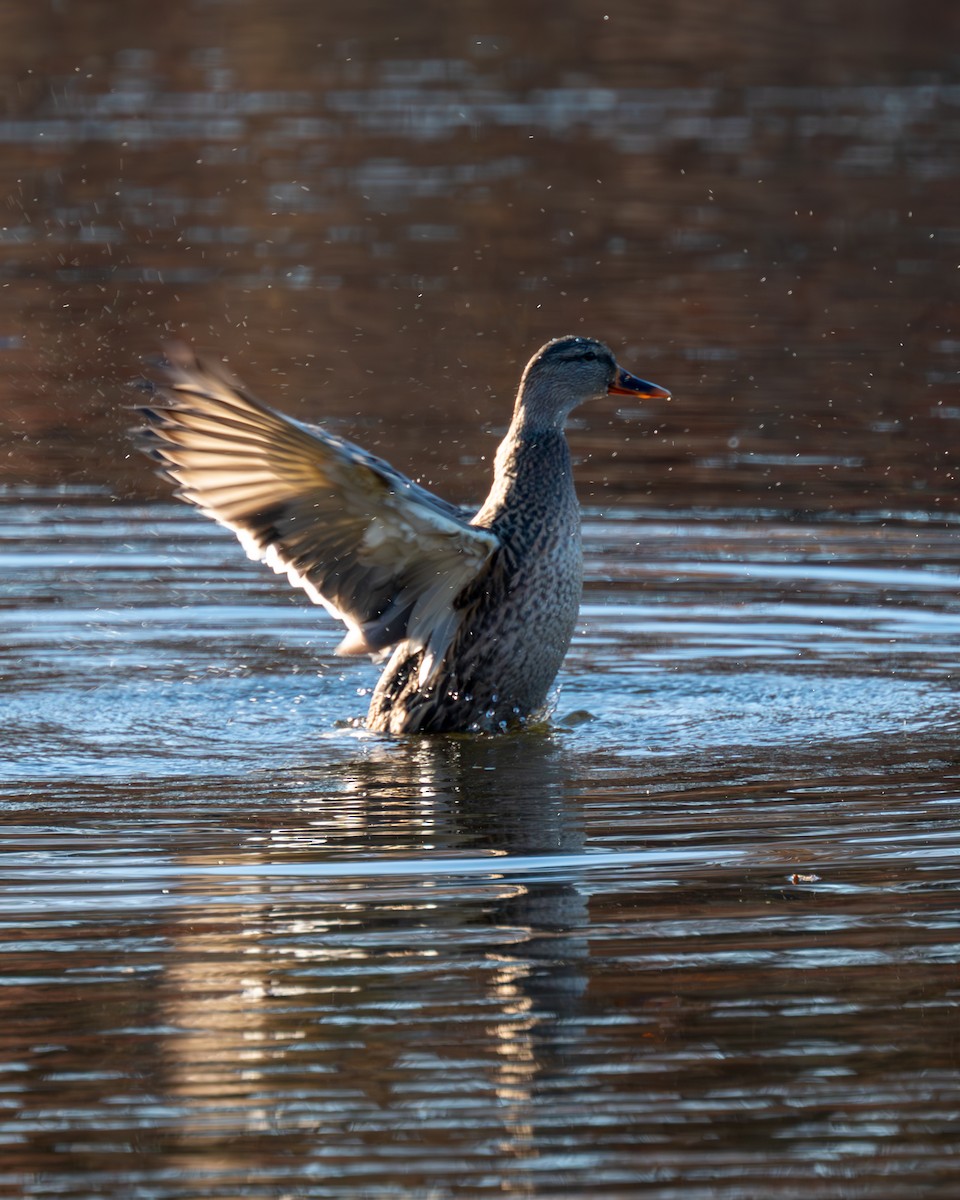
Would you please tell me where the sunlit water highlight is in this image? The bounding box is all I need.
[2,494,959,1197]
[3,4,960,1190]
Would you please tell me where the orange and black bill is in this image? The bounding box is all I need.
[608,367,671,399]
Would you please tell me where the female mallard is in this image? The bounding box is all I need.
[137,336,670,734]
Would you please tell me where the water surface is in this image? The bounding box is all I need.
[3,496,960,1197]
[2,1,960,1195]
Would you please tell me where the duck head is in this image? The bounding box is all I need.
[515,335,670,432]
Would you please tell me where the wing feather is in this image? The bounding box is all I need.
[135,347,498,669]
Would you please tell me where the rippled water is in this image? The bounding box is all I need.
[3,0,960,1194]
[3,494,960,1197]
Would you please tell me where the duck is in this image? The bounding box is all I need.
[136,335,670,734]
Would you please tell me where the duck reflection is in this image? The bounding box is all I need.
[158,732,591,1186]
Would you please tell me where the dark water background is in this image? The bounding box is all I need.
[2,2,960,1197]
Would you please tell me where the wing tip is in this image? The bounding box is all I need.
[335,628,376,657]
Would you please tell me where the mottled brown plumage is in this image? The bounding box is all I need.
[135,336,670,734]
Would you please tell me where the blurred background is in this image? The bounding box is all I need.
[5,8,960,1197]
[2,0,958,513]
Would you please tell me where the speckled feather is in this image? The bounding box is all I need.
[367,431,583,733]
[134,336,669,734]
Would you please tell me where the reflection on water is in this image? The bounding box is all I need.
[152,738,590,1192]
[3,0,960,1194]
[3,496,960,1196]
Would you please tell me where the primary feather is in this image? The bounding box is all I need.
[135,337,669,734]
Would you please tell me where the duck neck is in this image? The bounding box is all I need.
[509,387,570,438]
[473,417,579,540]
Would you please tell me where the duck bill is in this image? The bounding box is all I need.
[608,367,671,399]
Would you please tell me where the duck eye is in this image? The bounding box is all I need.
[579,351,597,362]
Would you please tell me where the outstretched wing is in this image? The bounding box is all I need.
[135,346,498,673]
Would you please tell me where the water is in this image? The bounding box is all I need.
[3,496,960,1197]
[3,0,960,1194]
